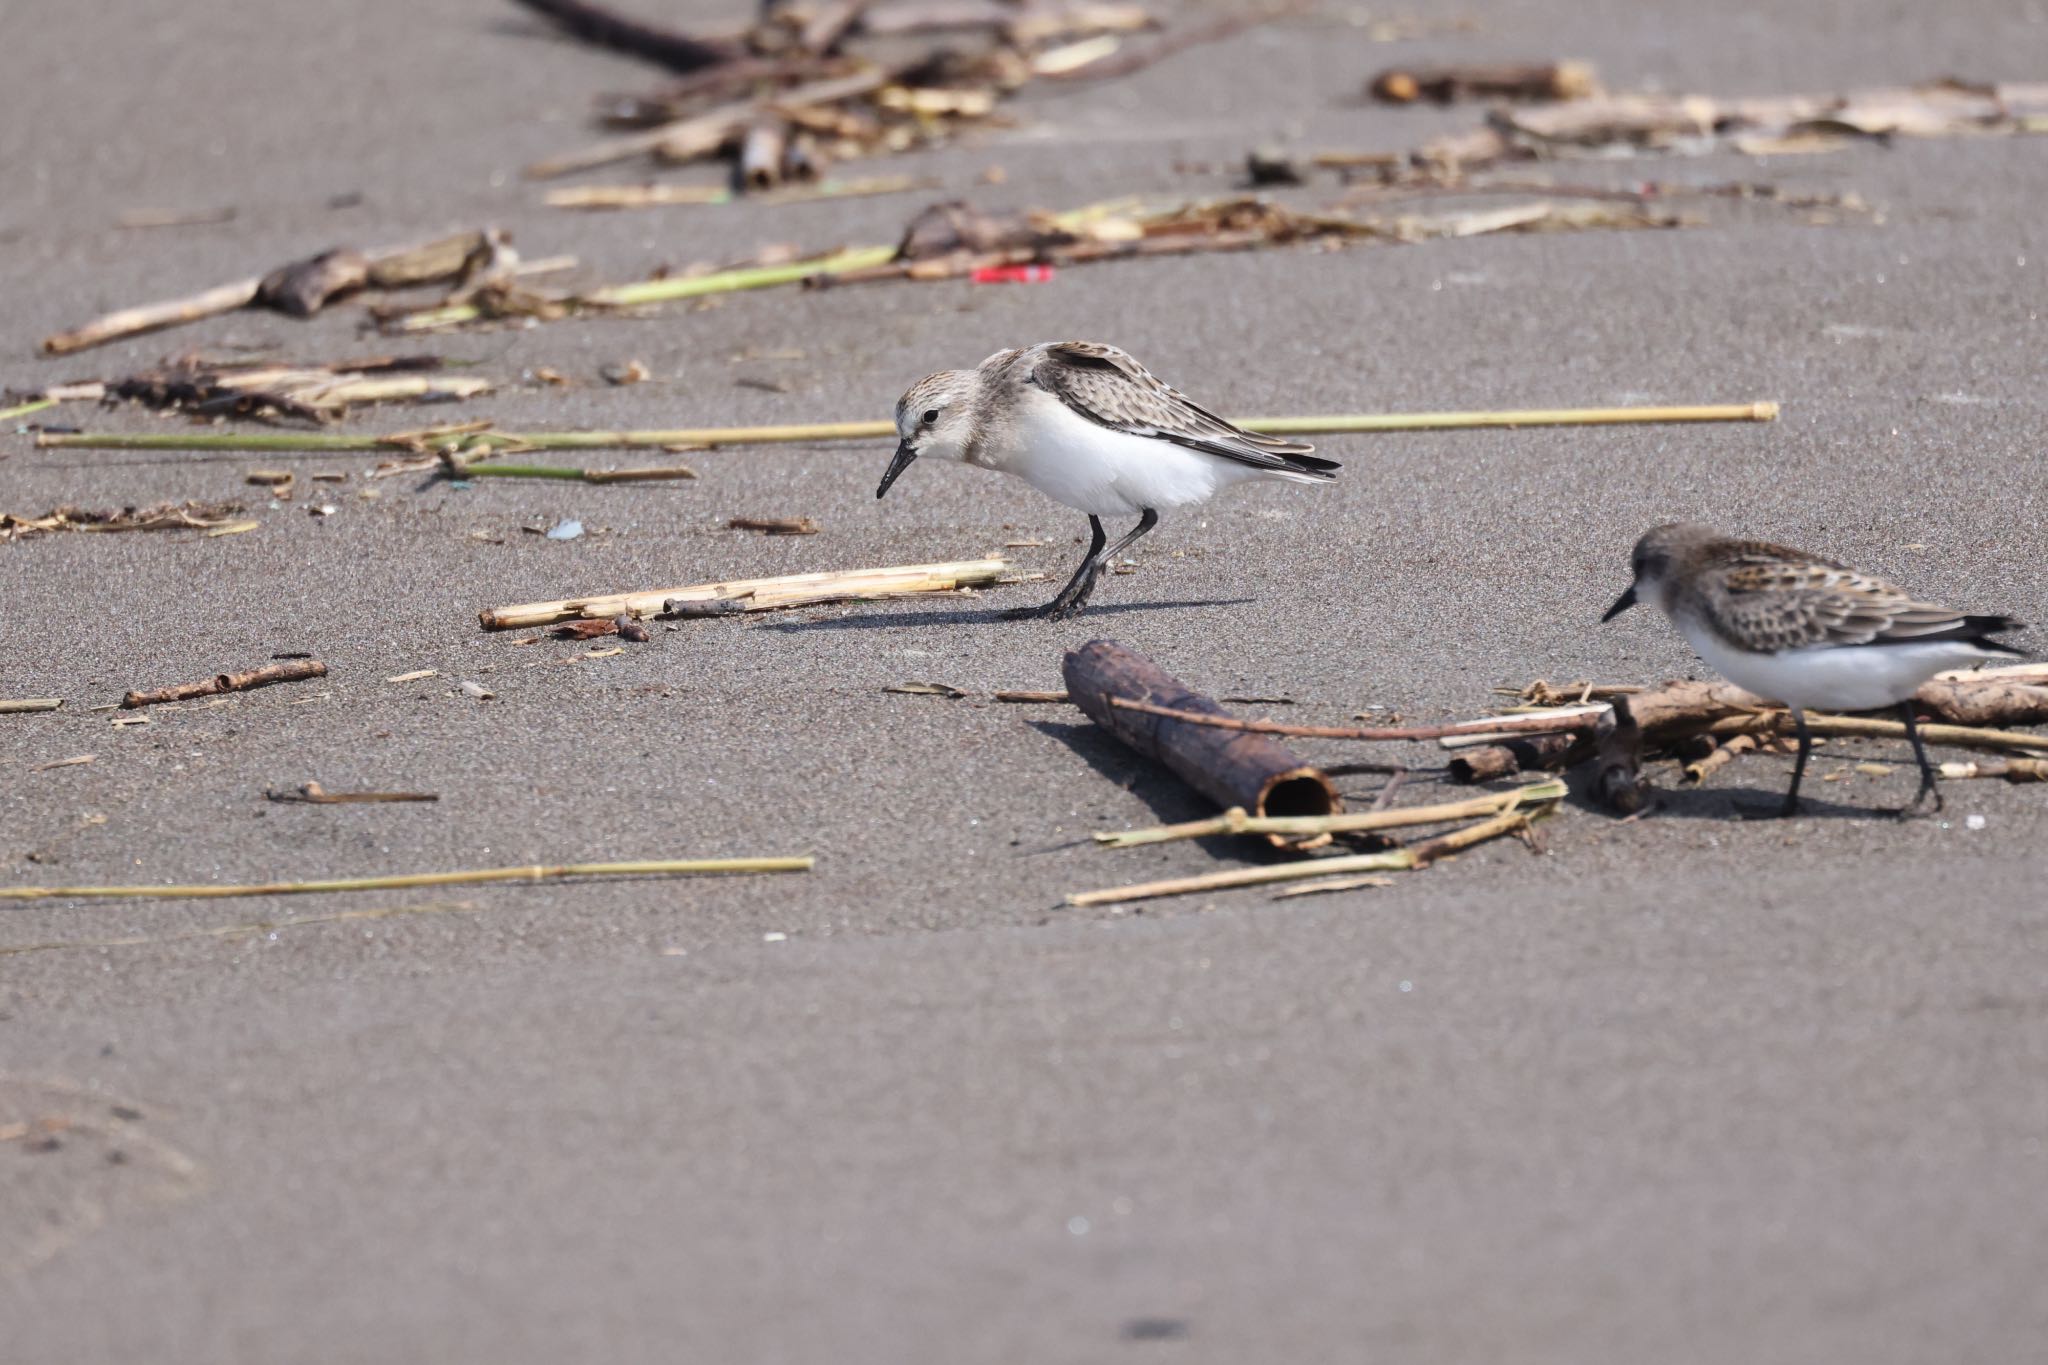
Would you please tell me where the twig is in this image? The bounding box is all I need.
[1092,779,1566,848]
[480,558,1012,629]
[1105,696,1596,743]
[1065,807,1548,907]
[449,455,699,483]
[266,782,439,804]
[0,699,65,714]
[506,0,737,73]
[1938,758,2048,783]
[121,660,327,710]
[36,401,1783,455]
[0,856,814,902]
[1682,733,1762,786]
[1704,712,2048,755]
[543,175,931,210]
[994,689,1069,704]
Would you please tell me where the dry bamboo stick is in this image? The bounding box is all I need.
[479,558,1012,629]
[36,401,1780,455]
[42,277,263,356]
[0,699,65,714]
[1065,807,1545,907]
[1939,758,2048,782]
[1683,733,1762,785]
[1093,778,1565,847]
[1703,712,2048,754]
[0,856,814,902]
[122,660,327,710]
[1106,696,1595,742]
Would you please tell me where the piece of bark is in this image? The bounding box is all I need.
[1063,640,1338,846]
[1370,60,1598,105]
[121,660,327,710]
[257,248,372,318]
[508,0,738,73]
[1590,696,1648,814]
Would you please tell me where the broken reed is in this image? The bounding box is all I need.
[36,401,1779,456]
[1093,779,1566,847]
[0,856,815,902]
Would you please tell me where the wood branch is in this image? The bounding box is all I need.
[42,278,264,356]
[1370,61,1599,105]
[507,0,738,73]
[1093,779,1565,848]
[121,660,327,710]
[1682,733,1762,786]
[1064,641,1338,848]
[1104,696,1595,743]
[266,782,439,804]
[479,559,1012,629]
[0,699,65,714]
[257,248,370,317]
[1590,696,1649,814]
[1446,732,1582,782]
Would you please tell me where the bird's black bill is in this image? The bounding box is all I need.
[875,440,918,499]
[1601,585,1638,622]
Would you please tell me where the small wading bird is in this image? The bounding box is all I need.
[877,341,1340,620]
[1602,522,2027,817]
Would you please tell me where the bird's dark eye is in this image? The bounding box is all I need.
[922,408,940,425]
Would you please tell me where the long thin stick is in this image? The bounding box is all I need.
[0,699,65,714]
[1,397,58,423]
[36,400,1779,456]
[1092,779,1565,847]
[1704,712,2048,754]
[123,660,327,710]
[544,176,930,210]
[460,461,699,483]
[1065,807,1544,906]
[1106,695,1596,742]
[0,856,814,902]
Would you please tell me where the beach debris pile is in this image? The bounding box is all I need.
[1052,643,2048,906]
[517,0,1302,183]
[7,354,491,427]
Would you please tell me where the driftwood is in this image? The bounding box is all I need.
[1063,641,1338,846]
[122,660,327,710]
[1369,60,1598,105]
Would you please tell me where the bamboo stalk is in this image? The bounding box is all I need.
[1065,806,1545,907]
[1105,696,1596,742]
[0,856,814,902]
[0,699,65,714]
[37,401,1776,456]
[1,397,58,423]
[480,558,1012,628]
[1093,778,1566,847]
[1704,712,2048,754]
[459,460,698,483]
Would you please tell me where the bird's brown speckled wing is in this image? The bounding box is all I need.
[1709,545,1989,650]
[1027,341,1337,475]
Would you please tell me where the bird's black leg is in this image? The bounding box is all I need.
[1005,515,1105,620]
[1895,700,1944,816]
[1003,510,1158,621]
[1779,706,1812,818]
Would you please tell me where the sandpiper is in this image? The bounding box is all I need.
[1602,522,2026,816]
[878,340,1340,620]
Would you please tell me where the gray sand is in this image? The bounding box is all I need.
[3,1,2046,1360]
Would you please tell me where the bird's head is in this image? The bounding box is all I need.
[877,370,977,498]
[1603,521,1709,621]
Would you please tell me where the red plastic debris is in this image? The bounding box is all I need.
[970,264,1057,284]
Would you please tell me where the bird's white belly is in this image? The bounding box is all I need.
[989,399,1252,517]
[1683,625,1993,712]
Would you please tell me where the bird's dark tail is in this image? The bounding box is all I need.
[1964,614,2029,656]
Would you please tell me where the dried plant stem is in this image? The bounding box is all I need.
[0,699,65,714]
[1939,758,2048,782]
[0,857,814,902]
[42,278,263,355]
[1,398,58,423]
[1093,778,1566,847]
[1106,696,1594,742]
[544,175,930,210]
[481,558,1012,629]
[37,401,1779,455]
[459,460,698,483]
[1065,807,1545,906]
